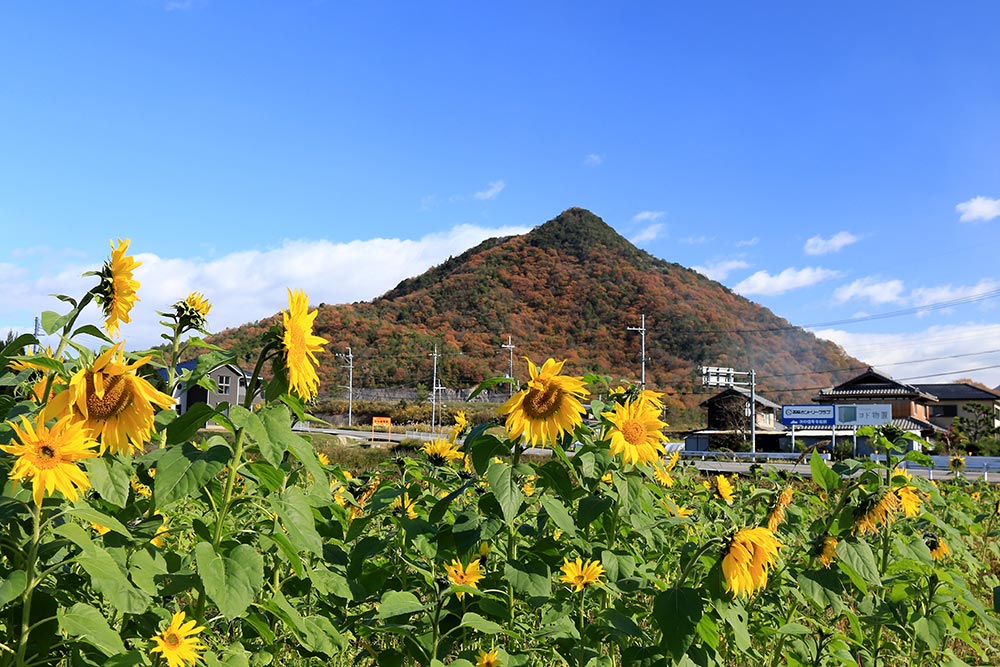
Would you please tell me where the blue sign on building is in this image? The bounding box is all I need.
[781,404,836,426]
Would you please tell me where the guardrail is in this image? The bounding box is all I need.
[679,450,830,463]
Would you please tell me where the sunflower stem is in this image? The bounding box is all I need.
[674,536,722,590]
[14,503,43,667]
[577,588,587,667]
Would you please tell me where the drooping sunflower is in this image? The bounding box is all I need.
[501,358,587,447]
[1,414,99,506]
[893,470,922,518]
[767,487,794,532]
[811,534,838,568]
[392,492,417,519]
[852,488,899,535]
[422,438,463,466]
[559,557,605,592]
[281,289,329,401]
[44,343,176,455]
[95,238,141,338]
[651,461,674,487]
[665,450,680,471]
[721,527,783,597]
[149,611,206,667]
[444,558,484,599]
[715,475,735,504]
[449,411,469,444]
[476,648,501,667]
[603,398,667,465]
[925,532,950,560]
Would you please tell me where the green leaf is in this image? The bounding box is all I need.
[83,456,132,508]
[377,590,426,619]
[263,405,329,499]
[271,487,323,556]
[165,402,220,445]
[577,494,613,528]
[0,570,28,608]
[776,623,811,635]
[195,542,264,619]
[723,604,752,652]
[460,612,502,634]
[913,610,950,650]
[70,324,113,343]
[154,442,230,508]
[810,451,841,493]
[836,539,881,593]
[54,523,150,614]
[796,570,844,614]
[487,461,523,526]
[539,496,577,537]
[231,405,283,467]
[68,504,132,538]
[505,559,551,599]
[40,310,71,335]
[58,603,126,656]
[653,587,703,661]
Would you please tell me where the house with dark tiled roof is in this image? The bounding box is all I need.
[685,386,787,451]
[814,367,944,442]
[159,358,261,415]
[913,382,1000,432]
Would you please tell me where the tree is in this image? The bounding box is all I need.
[951,403,1000,455]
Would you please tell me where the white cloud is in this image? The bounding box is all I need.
[736,237,759,248]
[584,153,603,167]
[804,231,859,256]
[910,278,1000,309]
[4,223,531,349]
[632,210,665,223]
[833,277,906,305]
[733,267,838,296]
[815,324,1000,388]
[630,224,665,244]
[956,196,1000,223]
[473,180,505,201]
[692,259,750,281]
[680,235,712,244]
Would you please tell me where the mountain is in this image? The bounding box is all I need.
[210,208,863,425]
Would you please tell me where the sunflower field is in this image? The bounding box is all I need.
[2,241,1000,667]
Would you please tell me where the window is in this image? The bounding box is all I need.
[929,405,957,418]
[218,374,231,396]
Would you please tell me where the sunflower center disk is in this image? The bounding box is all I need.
[523,383,561,419]
[164,632,181,648]
[621,420,646,445]
[86,374,132,419]
[38,444,56,460]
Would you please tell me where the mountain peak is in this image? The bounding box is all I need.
[527,208,636,259]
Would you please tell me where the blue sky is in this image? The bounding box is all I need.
[2,2,1000,388]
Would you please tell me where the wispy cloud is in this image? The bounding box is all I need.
[804,231,859,256]
[584,153,603,167]
[911,278,1000,309]
[692,259,750,282]
[632,210,665,223]
[165,0,193,10]
[734,267,838,296]
[474,180,505,201]
[2,224,531,349]
[736,237,759,248]
[834,277,906,305]
[956,196,1000,223]
[680,235,712,245]
[815,324,1000,387]
[630,224,664,244]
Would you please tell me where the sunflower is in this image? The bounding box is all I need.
[949,455,966,474]
[852,488,899,535]
[721,527,782,597]
[1,414,99,506]
[95,238,141,338]
[444,558,484,599]
[895,483,922,518]
[924,532,950,560]
[501,358,587,447]
[281,289,329,400]
[449,411,469,444]
[811,535,838,568]
[422,438,463,465]
[392,492,417,520]
[559,557,605,592]
[603,398,667,465]
[317,451,330,466]
[476,648,501,667]
[665,450,680,471]
[767,487,794,532]
[44,343,176,455]
[149,611,206,667]
[662,495,694,518]
[652,462,674,487]
[521,475,537,497]
[715,475,735,504]
[169,291,212,333]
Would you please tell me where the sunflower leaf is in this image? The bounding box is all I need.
[154,441,230,508]
[58,603,127,656]
[195,541,264,620]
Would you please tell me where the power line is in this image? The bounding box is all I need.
[757,348,1000,380]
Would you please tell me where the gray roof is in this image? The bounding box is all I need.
[914,382,1000,401]
[700,386,781,410]
[816,367,937,402]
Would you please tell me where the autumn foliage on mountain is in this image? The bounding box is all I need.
[210,208,862,422]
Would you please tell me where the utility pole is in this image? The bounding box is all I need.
[337,347,354,426]
[627,314,646,390]
[701,366,758,454]
[430,345,442,432]
[501,335,515,397]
